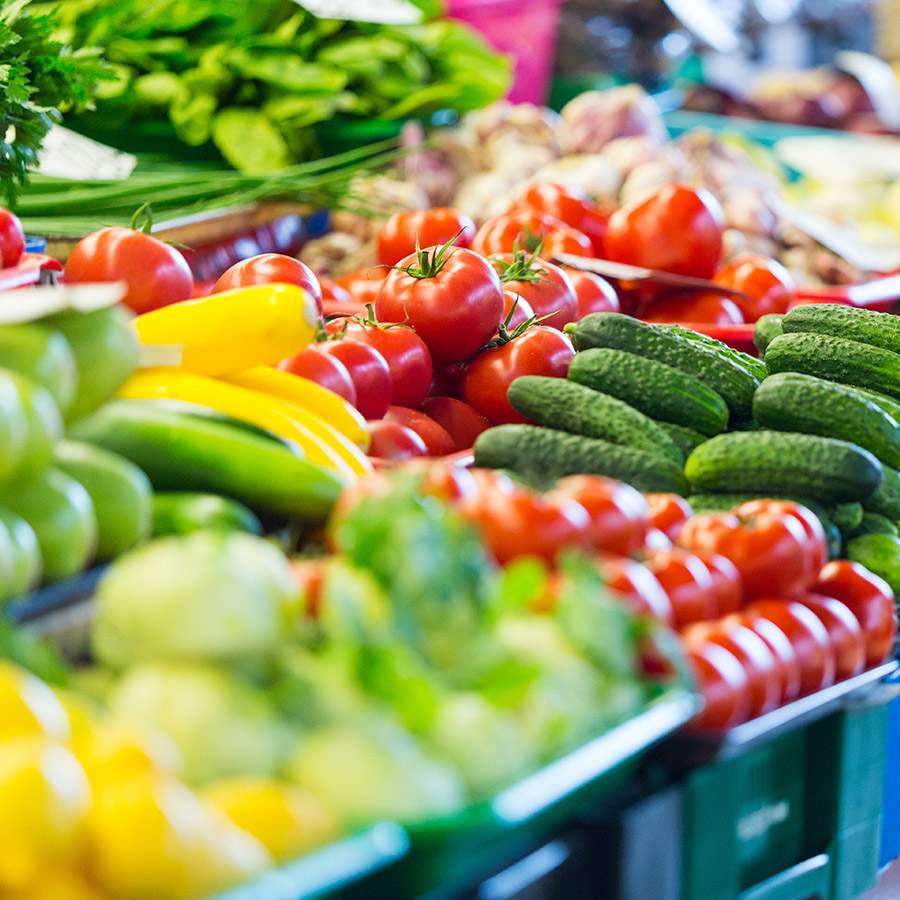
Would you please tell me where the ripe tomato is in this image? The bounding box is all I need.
[335,267,388,306]
[605,183,725,279]
[427,363,465,399]
[797,593,865,680]
[0,208,25,268]
[509,183,612,255]
[714,256,796,323]
[735,611,802,704]
[366,420,427,460]
[682,621,781,718]
[693,552,743,616]
[420,396,490,451]
[65,226,194,314]
[277,346,357,406]
[459,486,590,565]
[376,245,503,364]
[646,549,717,628]
[384,406,455,456]
[641,291,745,325]
[472,211,594,259]
[319,339,392,419]
[687,643,752,730]
[599,556,674,625]
[813,560,896,666]
[644,528,673,551]
[491,251,578,331]
[677,509,811,601]
[747,599,836,695]
[550,475,649,555]
[501,290,536,331]
[733,500,827,590]
[377,207,475,266]
[566,268,620,319]
[646,493,692,541]
[213,253,323,314]
[400,460,478,503]
[460,325,574,425]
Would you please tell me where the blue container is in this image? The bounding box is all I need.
[24,235,46,254]
[879,685,900,865]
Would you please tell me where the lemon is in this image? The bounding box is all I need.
[77,722,182,787]
[204,776,339,862]
[0,738,91,890]
[0,661,70,741]
[5,867,110,900]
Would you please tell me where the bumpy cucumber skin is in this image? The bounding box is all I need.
[830,502,864,534]
[784,304,900,355]
[568,314,759,420]
[474,424,690,494]
[843,385,900,423]
[507,376,683,464]
[685,430,883,504]
[656,422,707,457]
[845,512,899,541]
[753,372,900,468]
[846,534,900,596]
[655,323,768,381]
[765,332,900,400]
[865,463,900,520]
[754,314,784,355]
[568,348,728,436]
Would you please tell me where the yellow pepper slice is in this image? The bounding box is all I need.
[134,283,317,376]
[223,367,369,450]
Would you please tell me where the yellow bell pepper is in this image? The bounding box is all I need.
[223,367,369,450]
[120,368,371,477]
[134,283,317,376]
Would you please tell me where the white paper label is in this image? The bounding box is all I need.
[292,0,422,24]
[37,126,137,181]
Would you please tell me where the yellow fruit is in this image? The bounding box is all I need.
[0,739,91,890]
[204,776,339,862]
[77,722,182,787]
[87,775,270,900]
[56,690,97,752]
[5,867,110,900]
[0,661,70,742]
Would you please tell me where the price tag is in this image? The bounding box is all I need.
[292,0,422,24]
[37,126,137,181]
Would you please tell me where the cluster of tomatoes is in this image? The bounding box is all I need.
[334,463,896,732]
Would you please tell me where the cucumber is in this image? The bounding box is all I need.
[864,463,900,520]
[566,313,759,419]
[765,331,900,400]
[0,508,41,597]
[655,323,768,381]
[568,348,728,436]
[844,512,899,540]
[0,324,77,414]
[151,493,262,537]
[754,314,784,355]
[656,422,707,458]
[753,372,900,467]
[3,370,63,484]
[822,519,843,560]
[685,431,883,503]
[474,425,689,494]
[841,385,900,424]
[846,534,900,596]
[783,303,900,355]
[830,502,864,534]
[70,400,343,521]
[54,441,152,561]
[507,375,683,463]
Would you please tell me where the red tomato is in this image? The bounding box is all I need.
[797,593,866,680]
[813,560,896,666]
[277,346,357,406]
[376,246,503,364]
[510,183,611,255]
[600,556,674,625]
[644,528,673,551]
[0,209,25,268]
[501,290,536,331]
[646,493,692,541]
[641,291,745,325]
[491,251,578,331]
[400,460,478,503]
[734,500,827,590]
[747,599,836,695]
[692,551,743,616]
[605,184,725,279]
[734,611,802,704]
[472,211,594,259]
[677,509,811,601]
[566,268,621,319]
[646,549,717,628]
[319,339,392,419]
[65,226,194,314]
[384,406,455,456]
[460,325,574,425]
[687,643,752,730]
[336,267,388,306]
[550,475,649,555]
[321,276,353,305]
[459,486,590,565]
[377,208,475,266]
[427,363,465,399]
[213,254,323,314]
[714,256,796,323]
[366,420,427,460]
[420,396,490,451]
[683,621,781,718]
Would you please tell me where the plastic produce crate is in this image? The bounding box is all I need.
[878,671,900,865]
